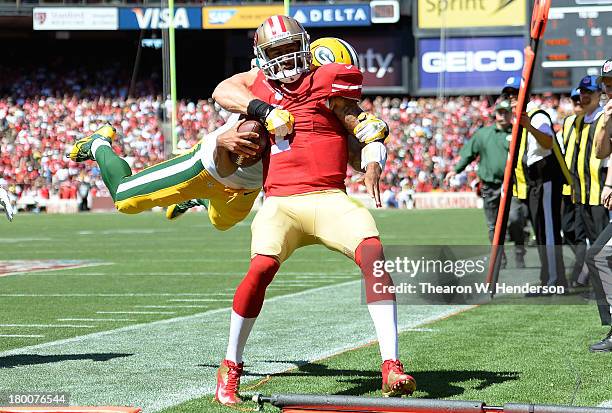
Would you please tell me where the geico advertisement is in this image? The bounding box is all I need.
[343,34,406,89]
[417,0,526,28]
[418,36,524,91]
[119,7,201,29]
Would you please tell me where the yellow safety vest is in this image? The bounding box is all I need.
[562,114,580,196]
[513,109,572,200]
[573,112,607,205]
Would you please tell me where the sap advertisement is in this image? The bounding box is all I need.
[418,37,524,93]
[119,7,201,30]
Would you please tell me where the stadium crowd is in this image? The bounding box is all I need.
[0,66,576,211]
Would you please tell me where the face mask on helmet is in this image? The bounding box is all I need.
[254,15,312,83]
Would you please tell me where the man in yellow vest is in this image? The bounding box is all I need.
[573,76,607,238]
[502,77,570,292]
[586,59,612,352]
[560,88,587,287]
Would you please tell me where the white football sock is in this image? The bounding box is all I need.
[367,300,398,361]
[90,139,111,161]
[225,310,257,364]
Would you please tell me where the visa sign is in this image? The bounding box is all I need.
[290,4,370,27]
[119,7,201,30]
[419,36,524,91]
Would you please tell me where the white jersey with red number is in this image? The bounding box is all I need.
[249,63,363,196]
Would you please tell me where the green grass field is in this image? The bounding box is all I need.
[1,209,610,412]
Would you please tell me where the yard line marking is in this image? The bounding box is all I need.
[0,280,473,412]
[57,318,138,322]
[96,311,175,315]
[0,334,45,338]
[134,305,209,309]
[0,261,113,277]
[0,324,94,328]
[0,238,52,243]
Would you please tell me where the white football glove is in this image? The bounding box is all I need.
[264,108,294,137]
[0,187,14,222]
[353,113,389,144]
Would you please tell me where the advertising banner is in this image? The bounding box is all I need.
[203,5,284,29]
[119,7,201,30]
[343,33,406,90]
[33,7,118,30]
[290,4,371,27]
[418,36,524,92]
[417,0,526,29]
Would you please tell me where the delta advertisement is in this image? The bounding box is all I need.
[418,36,524,93]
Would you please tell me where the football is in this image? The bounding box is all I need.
[229,118,268,168]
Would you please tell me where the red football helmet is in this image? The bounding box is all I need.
[253,15,311,83]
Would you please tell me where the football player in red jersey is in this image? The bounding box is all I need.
[211,15,414,405]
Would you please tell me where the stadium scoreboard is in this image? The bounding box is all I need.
[534,0,611,92]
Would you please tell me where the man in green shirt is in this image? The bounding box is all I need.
[446,100,526,267]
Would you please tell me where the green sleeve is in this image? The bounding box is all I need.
[454,129,482,173]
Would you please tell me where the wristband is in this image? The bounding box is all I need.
[361,141,387,171]
[247,99,273,123]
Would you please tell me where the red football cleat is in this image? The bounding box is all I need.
[214,359,244,405]
[381,359,416,397]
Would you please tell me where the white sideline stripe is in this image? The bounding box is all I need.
[600,401,612,408]
[0,334,45,338]
[57,318,138,322]
[1,293,231,297]
[134,305,209,309]
[31,271,356,277]
[96,311,175,315]
[0,324,94,328]
[117,154,201,193]
[274,280,332,284]
[0,280,472,412]
[166,299,232,302]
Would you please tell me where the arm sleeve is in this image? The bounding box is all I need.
[531,113,554,137]
[320,63,363,101]
[454,131,481,173]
